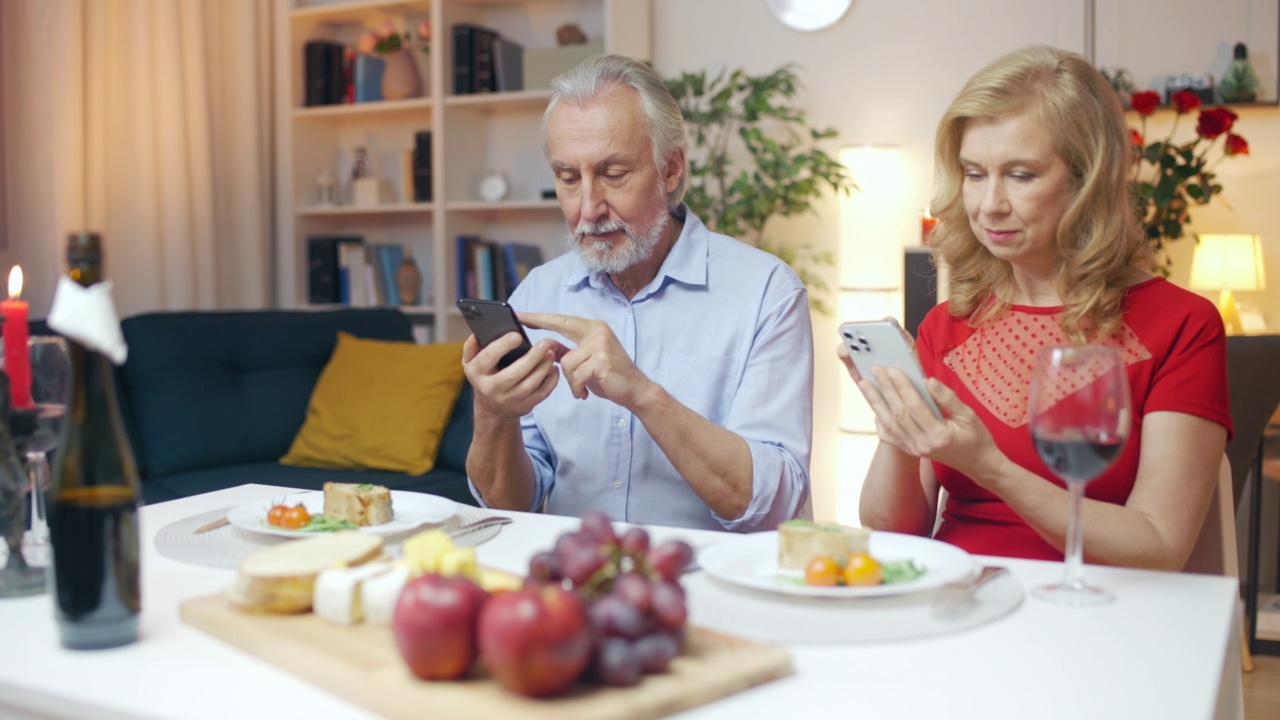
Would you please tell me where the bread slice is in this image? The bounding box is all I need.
[226,532,385,614]
[777,519,870,570]
[323,482,393,527]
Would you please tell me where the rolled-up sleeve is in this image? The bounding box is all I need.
[710,284,813,531]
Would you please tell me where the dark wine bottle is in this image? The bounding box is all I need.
[46,232,142,650]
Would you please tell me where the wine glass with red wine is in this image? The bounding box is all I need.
[1028,345,1131,607]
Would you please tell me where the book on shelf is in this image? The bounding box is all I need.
[452,24,476,94]
[493,37,525,92]
[457,237,545,302]
[353,54,385,103]
[452,23,503,94]
[339,242,374,306]
[413,130,432,202]
[371,243,406,305]
[455,235,484,300]
[399,150,415,204]
[307,235,363,304]
[502,241,544,296]
[304,40,346,106]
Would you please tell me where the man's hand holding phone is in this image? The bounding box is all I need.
[458,299,559,419]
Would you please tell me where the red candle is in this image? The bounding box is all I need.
[921,207,939,243]
[2,265,32,408]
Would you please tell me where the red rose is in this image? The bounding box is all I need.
[1128,128,1144,147]
[1224,133,1249,156]
[1130,90,1161,116]
[1171,89,1201,114]
[1196,107,1238,139]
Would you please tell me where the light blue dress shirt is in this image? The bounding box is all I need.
[468,208,814,532]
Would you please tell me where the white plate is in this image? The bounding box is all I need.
[226,490,457,539]
[698,530,972,598]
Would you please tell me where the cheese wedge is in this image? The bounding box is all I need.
[777,519,870,570]
[314,561,395,626]
[226,532,385,614]
[363,564,412,625]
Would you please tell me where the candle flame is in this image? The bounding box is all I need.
[7,266,21,300]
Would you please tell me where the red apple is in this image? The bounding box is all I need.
[477,584,592,697]
[392,574,489,680]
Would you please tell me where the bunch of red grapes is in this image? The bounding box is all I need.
[526,510,695,687]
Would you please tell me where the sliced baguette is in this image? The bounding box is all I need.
[226,532,385,614]
[777,519,870,570]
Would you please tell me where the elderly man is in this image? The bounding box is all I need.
[462,54,813,532]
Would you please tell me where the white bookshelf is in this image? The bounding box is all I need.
[274,0,652,341]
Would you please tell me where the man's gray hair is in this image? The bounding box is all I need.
[541,54,688,211]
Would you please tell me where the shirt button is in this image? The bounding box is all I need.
[614,479,623,489]
[617,418,626,428]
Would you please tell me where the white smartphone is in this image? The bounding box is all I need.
[839,319,943,419]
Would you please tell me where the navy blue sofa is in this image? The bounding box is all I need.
[111,308,476,507]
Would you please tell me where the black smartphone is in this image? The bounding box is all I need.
[457,298,534,369]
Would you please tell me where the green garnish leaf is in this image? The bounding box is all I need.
[881,559,926,584]
[356,483,374,492]
[300,514,359,532]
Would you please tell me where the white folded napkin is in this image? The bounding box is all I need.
[47,277,128,365]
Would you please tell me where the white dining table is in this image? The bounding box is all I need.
[0,484,1244,720]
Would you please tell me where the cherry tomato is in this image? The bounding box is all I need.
[843,551,883,587]
[804,555,841,586]
[266,504,289,527]
[281,504,312,529]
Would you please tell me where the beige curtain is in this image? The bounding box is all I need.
[0,0,273,317]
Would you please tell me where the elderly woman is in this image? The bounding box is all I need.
[841,45,1231,570]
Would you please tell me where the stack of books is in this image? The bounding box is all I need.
[455,237,543,301]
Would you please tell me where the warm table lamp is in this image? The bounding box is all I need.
[1190,233,1266,334]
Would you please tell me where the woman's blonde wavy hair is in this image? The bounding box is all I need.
[929,44,1152,343]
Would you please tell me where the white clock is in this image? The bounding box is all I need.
[479,173,509,202]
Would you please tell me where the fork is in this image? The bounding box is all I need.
[931,565,1009,621]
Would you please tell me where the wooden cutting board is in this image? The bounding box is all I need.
[180,593,792,720]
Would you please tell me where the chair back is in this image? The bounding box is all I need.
[1224,335,1280,509]
[1183,455,1238,576]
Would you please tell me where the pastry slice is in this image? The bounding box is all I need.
[777,519,870,570]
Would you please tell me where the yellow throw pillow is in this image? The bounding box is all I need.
[281,333,465,475]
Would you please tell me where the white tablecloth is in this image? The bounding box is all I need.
[0,484,1243,720]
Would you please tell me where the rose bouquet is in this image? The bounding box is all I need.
[358,19,431,56]
[1127,88,1249,269]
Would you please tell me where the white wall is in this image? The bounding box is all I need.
[651,0,1280,522]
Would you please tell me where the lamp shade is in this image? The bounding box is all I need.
[1190,234,1266,292]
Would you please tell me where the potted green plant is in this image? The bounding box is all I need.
[666,65,855,314]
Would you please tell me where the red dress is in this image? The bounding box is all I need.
[918,278,1232,560]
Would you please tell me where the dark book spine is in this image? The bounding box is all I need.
[307,237,340,303]
[304,41,346,106]
[473,29,498,94]
[452,25,475,95]
[413,131,432,202]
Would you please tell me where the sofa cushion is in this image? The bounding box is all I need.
[141,463,480,508]
[118,309,414,479]
[281,335,465,475]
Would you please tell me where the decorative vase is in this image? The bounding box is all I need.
[396,257,423,305]
[381,50,422,100]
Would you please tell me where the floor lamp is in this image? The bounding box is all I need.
[836,145,907,526]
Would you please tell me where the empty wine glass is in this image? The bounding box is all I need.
[1028,345,1131,607]
[21,337,71,564]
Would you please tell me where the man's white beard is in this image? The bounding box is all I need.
[568,205,670,274]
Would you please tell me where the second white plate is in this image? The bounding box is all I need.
[699,530,972,598]
[226,490,457,539]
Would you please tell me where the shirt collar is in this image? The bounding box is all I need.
[562,204,709,297]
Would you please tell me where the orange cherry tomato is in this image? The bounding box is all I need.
[805,555,841,586]
[843,551,884,587]
[266,504,289,527]
[281,504,312,529]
